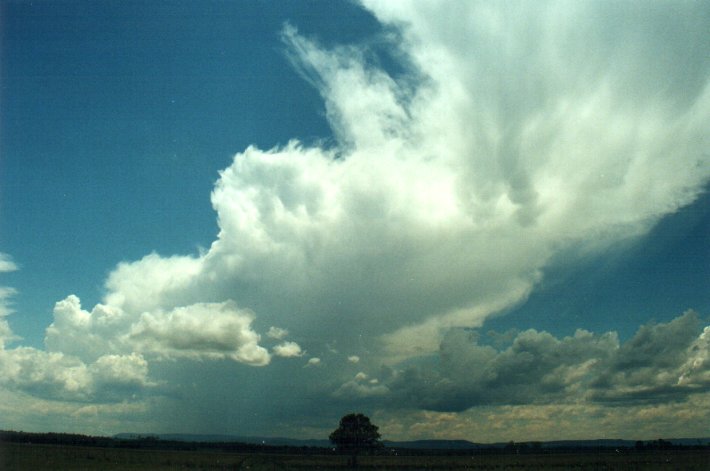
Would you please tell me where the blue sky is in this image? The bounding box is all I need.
[2,0,371,345]
[1,0,709,441]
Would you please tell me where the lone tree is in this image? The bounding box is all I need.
[329,413,382,467]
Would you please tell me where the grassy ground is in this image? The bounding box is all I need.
[1,442,708,470]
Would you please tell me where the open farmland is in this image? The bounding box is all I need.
[2,442,709,470]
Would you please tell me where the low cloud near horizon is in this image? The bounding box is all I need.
[1,0,709,441]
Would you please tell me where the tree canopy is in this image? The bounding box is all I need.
[329,413,382,453]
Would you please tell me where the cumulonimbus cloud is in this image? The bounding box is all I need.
[0,1,708,425]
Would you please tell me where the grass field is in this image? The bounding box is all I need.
[1,442,708,470]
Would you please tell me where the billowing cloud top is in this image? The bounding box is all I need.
[0,0,708,439]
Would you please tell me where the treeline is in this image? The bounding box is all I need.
[2,430,708,456]
[386,439,710,457]
[633,438,703,450]
[0,430,329,455]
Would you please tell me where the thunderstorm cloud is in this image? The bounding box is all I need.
[0,0,708,440]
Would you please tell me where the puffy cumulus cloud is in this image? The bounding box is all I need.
[0,347,151,402]
[45,296,270,366]
[0,288,151,404]
[305,357,321,367]
[384,327,616,411]
[45,295,129,361]
[89,353,151,391]
[272,341,304,358]
[103,253,202,315]
[129,301,270,366]
[589,311,710,404]
[267,326,289,340]
[334,371,390,399]
[0,348,90,400]
[376,311,709,412]
[678,326,710,386]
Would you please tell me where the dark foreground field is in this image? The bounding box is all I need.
[1,442,709,470]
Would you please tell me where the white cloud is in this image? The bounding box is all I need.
[267,326,289,340]
[2,1,709,438]
[306,357,321,367]
[0,287,18,346]
[28,1,704,381]
[0,346,151,402]
[0,253,18,273]
[103,253,202,315]
[129,301,270,366]
[273,341,303,358]
[89,353,151,390]
[0,255,19,347]
[334,371,390,399]
[355,371,368,381]
[45,296,270,366]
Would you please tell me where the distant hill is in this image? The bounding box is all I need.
[114,434,484,449]
[114,433,331,448]
[384,439,481,450]
[113,433,710,450]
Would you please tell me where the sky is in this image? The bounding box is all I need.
[0,0,709,443]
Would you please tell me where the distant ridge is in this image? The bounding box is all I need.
[384,439,480,450]
[114,433,331,448]
[113,433,710,450]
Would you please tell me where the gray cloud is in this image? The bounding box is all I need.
[377,311,708,412]
[590,312,710,404]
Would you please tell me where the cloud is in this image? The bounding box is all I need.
[0,347,151,402]
[129,301,270,366]
[175,0,710,363]
[0,253,18,273]
[0,271,150,403]
[589,312,710,404]
[0,255,19,348]
[0,288,18,347]
[375,394,710,443]
[267,326,289,340]
[380,311,709,412]
[2,0,710,437]
[30,0,704,374]
[44,296,270,366]
[334,371,390,399]
[273,341,304,358]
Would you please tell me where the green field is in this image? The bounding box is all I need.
[1,442,709,470]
